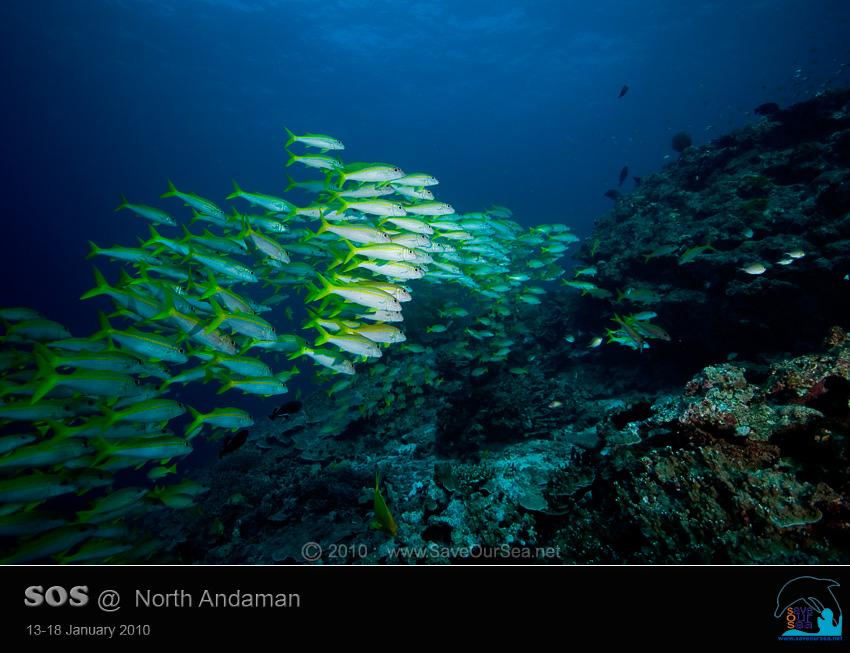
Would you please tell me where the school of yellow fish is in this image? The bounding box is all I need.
[0,129,577,562]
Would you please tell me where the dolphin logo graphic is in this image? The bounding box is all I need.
[775,576,841,633]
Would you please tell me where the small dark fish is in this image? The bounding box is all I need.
[671,131,692,153]
[618,84,629,98]
[219,429,249,459]
[633,176,642,186]
[604,189,621,200]
[280,423,306,438]
[268,400,302,420]
[754,102,780,116]
[618,166,629,186]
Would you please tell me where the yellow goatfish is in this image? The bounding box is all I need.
[372,471,398,537]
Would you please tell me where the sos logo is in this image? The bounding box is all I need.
[24,586,89,607]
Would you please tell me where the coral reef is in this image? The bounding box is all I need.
[156,328,848,564]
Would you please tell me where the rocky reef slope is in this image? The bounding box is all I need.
[159,89,850,564]
[581,88,850,363]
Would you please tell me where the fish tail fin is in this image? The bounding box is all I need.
[328,169,345,188]
[199,272,220,300]
[287,344,311,361]
[284,149,297,167]
[205,298,227,333]
[142,224,163,251]
[74,508,94,524]
[317,216,331,235]
[305,273,334,303]
[151,291,176,322]
[86,241,101,260]
[284,127,297,148]
[115,194,129,212]
[178,224,193,244]
[92,408,115,432]
[31,347,59,404]
[45,419,73,442]
[160,179,179,198]
[340,239,359,267]
[91,436,116,466]
[224,206,242,226]
[185,405,206,439]
[278,365,299,381]
[284,174,298,192]
[32,342,58,373]
[302,308,321,330]
[313,324,331,347]
[303,281,319,300]
[201,366,219,385]
[341,258,362,273]
[91,311,114,344]
[233,216,251,241]
[303,216,329,243]
[316,296,337,314]
[80,267,113,300]
[225,180,242,201]
[117,268,137,289]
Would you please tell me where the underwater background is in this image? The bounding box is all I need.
[1,0,850,564]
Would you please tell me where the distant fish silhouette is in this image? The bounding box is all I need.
[219,429,249,459]
[618,166,629,186]
[280,423,306,438]
[604,189,621,200]
[754,101,780,116]
[618,84,629,98]
[671,131,693,153]
[269,400,302,420]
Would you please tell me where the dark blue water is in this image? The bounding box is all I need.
[1,0,848,338]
